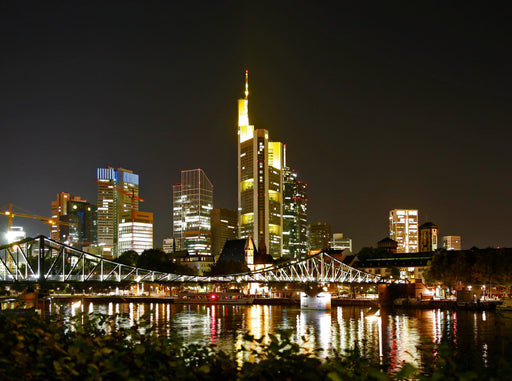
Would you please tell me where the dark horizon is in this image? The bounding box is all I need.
[1,2,510,251]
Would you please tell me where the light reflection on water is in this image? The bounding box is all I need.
[57,302,512,372]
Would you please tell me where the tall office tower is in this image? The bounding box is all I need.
[389,209,419,253]
[238,70,284,258]
[173,169,213,255]
[118,210,153,254]
[282,162,308,257]
[331,233,352,252]
[419,222,439,252]
[308,222,332,251]
[211,208,238,257]
[97,167,140,258]
[442,235,461,251]
[51,192,97,250]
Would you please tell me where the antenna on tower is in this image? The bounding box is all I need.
[245,69,249,100]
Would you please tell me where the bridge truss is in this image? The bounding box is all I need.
[0,236,380,285]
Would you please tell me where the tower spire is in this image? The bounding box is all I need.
[245,69,249,100]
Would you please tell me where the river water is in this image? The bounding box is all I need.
[57,301,512,373]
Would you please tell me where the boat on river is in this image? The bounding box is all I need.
[174,291,255,305]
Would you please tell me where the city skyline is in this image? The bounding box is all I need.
[1,2,510,251]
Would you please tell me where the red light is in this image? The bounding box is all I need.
[210,293,217,300]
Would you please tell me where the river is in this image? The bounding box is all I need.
[54,301,512,373]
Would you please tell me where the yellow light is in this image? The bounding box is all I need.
[241,179,254,191]
[241,213,254,225]
[268,190,280,202]
[5,211,10,215]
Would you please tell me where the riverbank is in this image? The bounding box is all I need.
[46,295,500,310]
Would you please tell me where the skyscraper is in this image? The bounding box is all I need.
[308,222,332,251]
[282,161,308,257]
[211,208,238,258]
[389,209,419,253]
[173,169,213,255]
[51,192,97,250]
[238,70,284,258]
[97,167,141,258]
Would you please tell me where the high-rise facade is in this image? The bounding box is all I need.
[419,222,438,252]
[97,167,140,258]
[282,163,308,257]
[211,208,238,258]
[51,192,97,250]
[238,71,284,258]
[118,210,153,254]
[442,235,461,251]
[331,233,352,252]
[389,209,419,253]
[308,222,332,251]
[172,169,213,255]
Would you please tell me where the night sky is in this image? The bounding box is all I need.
[1,1,510,251]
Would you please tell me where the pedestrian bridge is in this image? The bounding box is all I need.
[0,236,380,285]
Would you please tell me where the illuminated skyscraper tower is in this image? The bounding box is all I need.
[173,169,213,255]
[97,167,140,258]
[51,192,97,250]
[238,70,284,258]
[389,209,419,253]
[282,147,308,257]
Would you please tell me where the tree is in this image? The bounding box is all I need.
[206,260,250,276]
[116,250,139,266]
[137,248,170,272]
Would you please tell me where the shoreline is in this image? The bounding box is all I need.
[44,295,501,310]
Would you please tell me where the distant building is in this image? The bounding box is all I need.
[218,237,274,271]
[419,222,439,252]
[162,238,175,254]
[443,235,461,251]
[356,252,432,283]
[282,163,308,257]
[173,169,213,255]
[308,222,332,251]
[211,208,238,258]
[169,251,214,275]
[97,167,141,258]
[6,226,26,244]
[51,192,97,250]
[118,211,153,254]
[331,233,352,252]
[389,209,418,253]
[377,237,398,253]
[238,71,284,258]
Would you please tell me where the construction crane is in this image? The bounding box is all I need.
[1,203,76,241]
[95,180,145,251]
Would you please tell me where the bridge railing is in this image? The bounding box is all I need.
[0,236,380,285]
